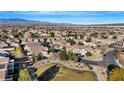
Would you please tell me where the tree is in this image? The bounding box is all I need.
[14,46,24,58]
[78,41,84,45]
[18,68,32,81]
[72,54,79,62]
[68,52,74,60]
[88,65,93,70]
[101,35,108,39]
[31,53,36,64]
[50,32,55,37]
[30,32,39,38]
[112,35,118,39]
[108,68,124,81]
[109,31,115,35]
[85,37,91,42]
[90,32,98,37]
[85,51,92,57]
[48,47,55,53]
[15,46,22,54]
[36,53,43,61]
[67,38,76,45]
[60,50,68,61]
[80,34,84,39]
[15,32,24,39]
[67,52,80,62]
[43,38,47,42]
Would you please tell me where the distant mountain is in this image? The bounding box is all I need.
[0,18,28,22]
[1,18,124,26]
[0,18,39,24]
[0,18,75,26]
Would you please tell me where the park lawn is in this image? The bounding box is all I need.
[36,63,56,77]
[36,63,97,81]
[52,64,97,81]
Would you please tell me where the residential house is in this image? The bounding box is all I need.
[25,41,49,57]
[0,56,13,81]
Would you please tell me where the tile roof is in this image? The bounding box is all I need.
[25,41,41,47]
[25,41,45,55]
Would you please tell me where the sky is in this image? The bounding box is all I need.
[0,11,124,24]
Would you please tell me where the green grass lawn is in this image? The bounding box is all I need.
[36,63,97,81]
[36,63,56,77]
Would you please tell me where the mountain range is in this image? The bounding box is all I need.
[0,18,124,26]
[0,18,75,26]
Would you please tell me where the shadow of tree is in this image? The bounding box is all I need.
[37,64,60,81]
[107,64,119,75]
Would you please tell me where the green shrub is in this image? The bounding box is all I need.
[112,35,118,39]
[18,68,32,81]
[86,52,92,56]
[60,50,68,61]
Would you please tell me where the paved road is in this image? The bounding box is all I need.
[80,49,118,67]
[102,50,118,66]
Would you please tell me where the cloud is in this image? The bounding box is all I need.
[18,11,68,15]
